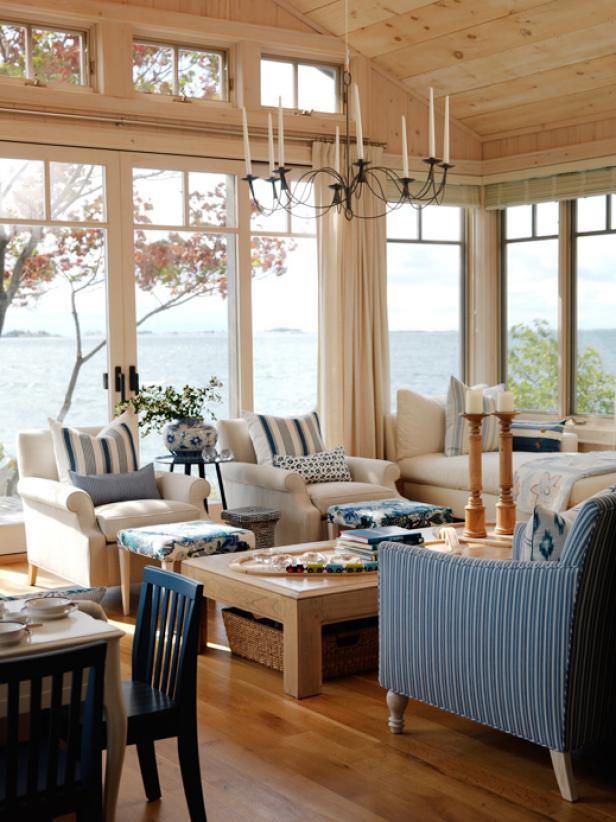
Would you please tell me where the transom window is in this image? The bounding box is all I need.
[387,204,465,400]
[0,21,87,86]
[260,57,339,113]
[132,40,227,101]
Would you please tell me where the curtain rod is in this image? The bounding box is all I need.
[0,105,385,147]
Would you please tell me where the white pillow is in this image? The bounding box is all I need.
[396,389,446,459]
[49,412,138,482]
[444,376,503,457]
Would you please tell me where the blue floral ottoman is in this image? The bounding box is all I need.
[117,520,255,615]
[327,498,453,537]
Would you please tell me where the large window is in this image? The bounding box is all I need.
[502,202,560,413]
[574,195,616,416]
[250,181,318,415]
[0,21,87,86]
[0,156,108,502]
[132,40,227,101]
[260,57,339,112]
[386,204,465,400]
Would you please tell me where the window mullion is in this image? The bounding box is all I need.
[173,45,179,96]
[558,200,573,418]
[25,24,33,79]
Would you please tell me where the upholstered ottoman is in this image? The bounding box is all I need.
[117,520,255,614]
[327,498,453,539]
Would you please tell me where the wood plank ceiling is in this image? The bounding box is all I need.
[282,0,616,141]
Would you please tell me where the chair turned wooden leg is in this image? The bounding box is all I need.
[550,751,578,801]
[177,723,207,822]
[118,548,131,616]
[327,522,339,540]
[137,740,162,802]
[387,690,409,734]
[27,563,38,586]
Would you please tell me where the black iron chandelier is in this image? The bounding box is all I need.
[240,55,453,222]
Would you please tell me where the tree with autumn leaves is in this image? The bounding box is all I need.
[0,163,291,423]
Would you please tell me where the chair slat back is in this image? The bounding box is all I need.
[0,642,106,815]
[133,566,203,702]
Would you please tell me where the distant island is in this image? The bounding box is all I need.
[3,330,58,338]
[267,327,306,334]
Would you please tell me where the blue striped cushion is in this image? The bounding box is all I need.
[49,412,139,482]
[444,376,503,457]
[242,410,324,465]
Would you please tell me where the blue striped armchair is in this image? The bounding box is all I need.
[379,494,616,802]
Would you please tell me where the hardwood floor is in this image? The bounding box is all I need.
[2,563,616,821]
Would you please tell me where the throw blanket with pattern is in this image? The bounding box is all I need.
[514,451,616,515]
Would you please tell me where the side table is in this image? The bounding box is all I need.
[155,452,234,510]
[221,506,281,550]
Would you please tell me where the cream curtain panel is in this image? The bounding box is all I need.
[312,141,390,459]
[484,165,616,209]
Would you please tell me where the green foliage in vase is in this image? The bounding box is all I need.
[508,319,615,415]
[116,380,223,437]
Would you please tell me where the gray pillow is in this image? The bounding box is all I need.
[69,463,160,507]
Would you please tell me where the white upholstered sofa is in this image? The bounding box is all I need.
[217,418,401,545]
[17,426,210,588]
[385,390,595,519]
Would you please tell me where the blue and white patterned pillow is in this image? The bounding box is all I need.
[521,505,573,561]
[49,411,139,482]
[272,446,352,484]
[444,376,503,457]
[243,410,324,465]
[512,420,564,453]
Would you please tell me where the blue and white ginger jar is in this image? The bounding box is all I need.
[162,417,217,458]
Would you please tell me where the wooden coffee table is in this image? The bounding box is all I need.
[181,540,379,699]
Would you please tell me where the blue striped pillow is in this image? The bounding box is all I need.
[49,412,139,482]
[242,410,325,465]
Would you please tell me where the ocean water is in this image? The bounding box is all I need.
[1,328,614,471]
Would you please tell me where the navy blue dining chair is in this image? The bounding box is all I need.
[0,641,107,821]
[119,565,206,821]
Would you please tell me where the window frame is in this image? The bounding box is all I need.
[132,37,229,103]
[0,18,89,88]
[386,205,468,394]
[260,54,341,113]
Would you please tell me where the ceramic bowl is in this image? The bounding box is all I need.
[23,597,75,619]
[0,620,29,645]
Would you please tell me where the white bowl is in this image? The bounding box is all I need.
[24,597,74,619]
[0,621,29,645]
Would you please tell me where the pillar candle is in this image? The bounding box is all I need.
[428,87,436,158]
[267,112,275,177]
[496,391,515,413]
[401,115,409,179]
[353,83,364,160]
[465,389,483,414]
[241,106,252,177]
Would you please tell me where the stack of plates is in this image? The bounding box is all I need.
[22,597,76,621]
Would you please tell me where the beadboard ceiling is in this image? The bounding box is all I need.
[280,0,616,141]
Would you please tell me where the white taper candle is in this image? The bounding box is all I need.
[429,87,436,158]
[267,112,275,177]
[353,83,364,160]
[241,106,252,177]
[443,95,450,165]
[401,115,409,179]
[277,96,285,169]
[334,126,340,175]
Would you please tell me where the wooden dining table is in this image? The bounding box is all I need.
[0,601,126,822]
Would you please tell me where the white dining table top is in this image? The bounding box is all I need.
[0,600,125,658]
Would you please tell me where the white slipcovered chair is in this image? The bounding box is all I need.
[217,418,401,546]
[17,426,210,589]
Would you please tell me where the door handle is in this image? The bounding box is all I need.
[129,365,140,394]
[115,366,126,403]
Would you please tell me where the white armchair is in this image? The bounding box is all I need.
[17,427,210,589]
[217,419,400,546]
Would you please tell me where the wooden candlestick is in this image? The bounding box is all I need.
[462,412,487,539]
[493,411,519,535]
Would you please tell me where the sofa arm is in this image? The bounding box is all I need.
[346,456,400,488]
[18,477,96,526]
[155,472,210,508]
[221,462,306,494]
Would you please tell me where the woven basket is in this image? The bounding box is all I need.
[222,607,378,679]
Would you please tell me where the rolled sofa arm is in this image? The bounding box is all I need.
[346,456,400,488]
[18,477,96,524]
[155,472,210,508]
[221,462,306,494]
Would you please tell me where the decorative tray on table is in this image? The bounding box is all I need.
[229,548,378,576]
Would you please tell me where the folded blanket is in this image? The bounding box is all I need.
[514,451,616,515]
